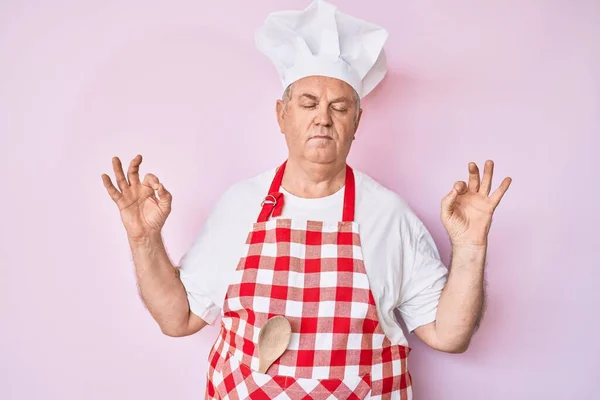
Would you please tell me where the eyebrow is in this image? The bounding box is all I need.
[298,94,352,104]
[299,94,319,101]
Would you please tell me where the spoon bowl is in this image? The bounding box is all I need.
[257,316,292,374]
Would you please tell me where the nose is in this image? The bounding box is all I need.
[314,104,332,127]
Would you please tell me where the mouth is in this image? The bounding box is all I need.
[309,135,333,140]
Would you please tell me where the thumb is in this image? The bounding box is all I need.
[441,186,459,219]
[156,183,172,212]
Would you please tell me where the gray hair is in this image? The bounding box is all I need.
[282,83,361,122]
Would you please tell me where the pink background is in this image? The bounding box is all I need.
[1,0,597,399]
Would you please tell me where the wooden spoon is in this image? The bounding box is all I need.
[257,316,292,374]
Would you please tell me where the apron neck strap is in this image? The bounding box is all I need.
[257,160,356,223]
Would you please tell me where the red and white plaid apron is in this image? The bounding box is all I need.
[205,161,412,399]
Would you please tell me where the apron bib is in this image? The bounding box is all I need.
[205,161,412,399]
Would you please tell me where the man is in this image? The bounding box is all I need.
[102,1,511,398]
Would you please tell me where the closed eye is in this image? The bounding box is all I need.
[332,107,348,113]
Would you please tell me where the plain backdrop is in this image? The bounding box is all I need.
[1,0,598,399]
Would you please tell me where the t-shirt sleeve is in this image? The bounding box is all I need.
[397,216,449,333]
[176,175,268,326]
[177,210,223,325]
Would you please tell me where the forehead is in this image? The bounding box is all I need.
[291,76,356,99]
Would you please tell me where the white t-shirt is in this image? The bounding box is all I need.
[178,167,448,347]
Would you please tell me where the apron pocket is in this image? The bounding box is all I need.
[215,351,371,400]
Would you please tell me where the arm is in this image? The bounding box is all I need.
[102,154,207,337]
[129,233,207,337]
[414,244,486,353]
[414,160,511,353]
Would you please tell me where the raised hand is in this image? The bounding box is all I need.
[441,160,512,247]
[101,155,172,240]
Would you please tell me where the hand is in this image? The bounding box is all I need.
[441,160,512,247]
[101,155,172,240]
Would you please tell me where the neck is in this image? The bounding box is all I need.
[281,158,346,199]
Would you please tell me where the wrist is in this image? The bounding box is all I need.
[451,242,487,252]
[450,243,487,268]
[127,231,163,248]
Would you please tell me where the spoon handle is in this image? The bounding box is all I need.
[257,359,269,374]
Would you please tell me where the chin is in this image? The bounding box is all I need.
[304,152,337,164]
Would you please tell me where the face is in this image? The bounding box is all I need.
[276,76,362,166]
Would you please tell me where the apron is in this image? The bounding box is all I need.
[205,161,412,399]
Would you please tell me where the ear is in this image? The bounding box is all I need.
[276,99,286,133]
[355,107,363,131]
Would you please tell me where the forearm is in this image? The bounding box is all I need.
[128,233,191,335]
[433,245,487,352]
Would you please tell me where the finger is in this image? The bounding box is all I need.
[142,173,159,189]
[490,177,512,207]
[467,162,480,193]
[157,183,172,213]
[101,173,123,203]
[479,160,494,196]
[127,154,143,186]
[454,180,468,194]
[112,157,129,191]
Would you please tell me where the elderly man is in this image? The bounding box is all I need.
[102,1,511,398]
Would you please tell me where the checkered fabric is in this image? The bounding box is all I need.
[205,163,412,399]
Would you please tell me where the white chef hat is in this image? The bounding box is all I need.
[255,0,389,99]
